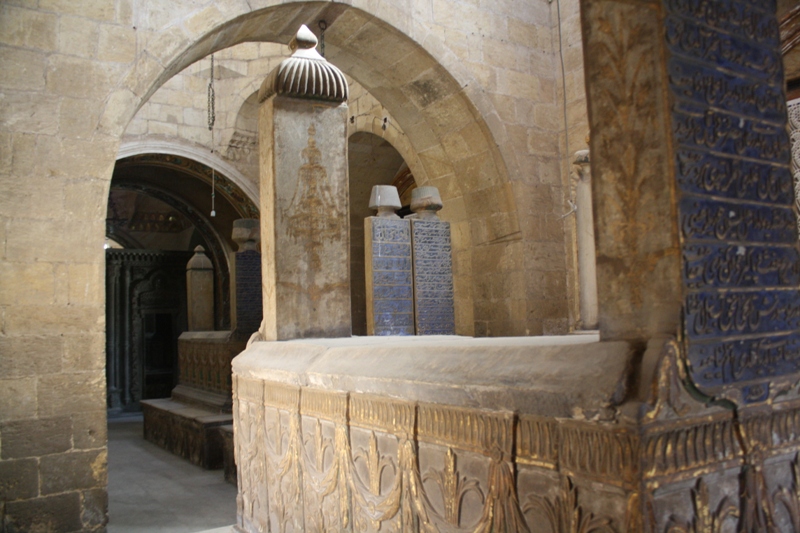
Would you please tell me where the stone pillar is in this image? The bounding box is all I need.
[186,245,214,331]
[572,150,598,330]
[582,0,799,404]
[230,219,262,341]
[258,25,350,340]
[581,1,683,342]
[410,186,455,335]
[365,185,414,335]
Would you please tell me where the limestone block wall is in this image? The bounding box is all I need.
[112,0,585,337]
[122,42,287,201]
[0,0,588,523]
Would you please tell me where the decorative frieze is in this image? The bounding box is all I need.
[349,393,415,436]
[516,415,558,469]
[235,376,264,404]
[234,375,800,533]
[642,416,742,481]
[263,382,300,411]
[300,388,347,424]
[417,403,514,458]
[558,422,639,488]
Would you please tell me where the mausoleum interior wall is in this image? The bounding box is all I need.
[0,0,587,526]
[109,0,587,337]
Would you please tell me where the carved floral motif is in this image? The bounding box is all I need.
[234,378,800,532]
[665,478,738,533]
[524,476,616,533]
[773,454,800,531]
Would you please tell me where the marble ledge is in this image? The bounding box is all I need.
[232,333,634,419]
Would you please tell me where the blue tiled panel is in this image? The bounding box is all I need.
[411,219,455,335]
[368,218,414,335]
[665,0,800,403]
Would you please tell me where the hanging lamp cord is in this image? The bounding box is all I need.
[208,54,216,217]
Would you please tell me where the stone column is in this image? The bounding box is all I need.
[230,219,262,341]
[410,186,456,335]
[572,150,598,330]
[186,245,215,331]
[258,25,350,340]
[365,185,414,335]
[581,1,798,402]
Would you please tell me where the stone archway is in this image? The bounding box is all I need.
[0,1,575,528]
[104,1,525,336]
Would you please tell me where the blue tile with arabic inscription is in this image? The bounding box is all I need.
[376,243,411,257]
[373,270,412,286]
[672,107,790,162]
[665,0,797,406]
[374,284,413,300]
[687,333,800,389]
[374,312,414,327]
[664,15,782,81]
[683,243,800,289]
[664,0,779,47]
[684,289,800,340]
[668,58,785,121]
[680,196,798,244]
[674,148,793,204]
[740,384,771,404]
[367,217,414,336]
[411,218,455,336]
[736,0,775,11]
[373,257,412,271]
[235,251,263,334]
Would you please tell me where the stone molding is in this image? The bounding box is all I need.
[117,137,259,206]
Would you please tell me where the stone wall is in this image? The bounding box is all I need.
[0,0,586,524]
[106,0,586,337]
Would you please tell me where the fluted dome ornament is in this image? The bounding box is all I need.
[259,25,348,103]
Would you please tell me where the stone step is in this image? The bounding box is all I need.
[141,398,233,469]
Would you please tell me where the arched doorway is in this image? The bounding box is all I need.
[111,1,523,337]
[105,154,257,412]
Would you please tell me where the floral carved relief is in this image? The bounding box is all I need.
[665,478,738,533]
[523,476,617,533]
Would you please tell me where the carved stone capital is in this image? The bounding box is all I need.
[571,149,591,186]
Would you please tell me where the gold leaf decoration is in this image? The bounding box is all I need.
[772,454,800,531]
[420,447,484,527]
[524,476,616,533]
[665,478,738,533]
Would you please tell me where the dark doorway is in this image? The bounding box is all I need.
[106,250,191,413]
[142,311,178,400]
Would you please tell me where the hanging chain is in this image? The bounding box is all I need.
[208,54,216,217]
[207,54,216,131]
[318,20,327,57]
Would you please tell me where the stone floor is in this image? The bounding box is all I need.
[107,414,236,533]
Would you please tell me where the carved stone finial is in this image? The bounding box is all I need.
[187,245,213,270]
[232,218,260,252]
[410,186,443,218]
[259,25,348,103]
[369,185,401,218]
[290,24,318,51]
